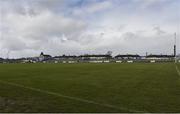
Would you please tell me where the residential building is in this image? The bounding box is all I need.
[115,54,141,60]
[79,54,112,60]
[146,55,174,60]
[39,52,52,61]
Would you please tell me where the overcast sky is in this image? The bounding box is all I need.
[0,0,180,58]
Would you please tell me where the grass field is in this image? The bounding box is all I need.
[0,63,180,113]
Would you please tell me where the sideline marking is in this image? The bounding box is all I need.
[0,80,145,113]
[175,65,180,76]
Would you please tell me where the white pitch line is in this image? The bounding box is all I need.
[175,65,180,77]
[0,80,145,113]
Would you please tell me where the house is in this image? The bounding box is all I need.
[68,61,77,63]
[79,54,112,60]
[103,60,110,63]
[176,54,180,62]
[127,60,133,63]
[0,58,4,63]
[146,55,174,60]
[89,60,103,63]
[39,52,52,61]
[115,54,141,60]
[53,55,78,60]
[116,60,122,63]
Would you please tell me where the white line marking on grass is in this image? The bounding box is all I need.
[0,80,145,113]
[175,65,180,77]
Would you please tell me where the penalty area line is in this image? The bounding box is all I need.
[0,80,145,113]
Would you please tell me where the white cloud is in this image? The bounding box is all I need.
[0,0,179,58]
[132,0,172,8]
[86,1,112,13]
[73,1,112,16]
[0,7,86,57]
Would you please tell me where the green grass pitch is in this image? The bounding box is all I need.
[0,63,180,113]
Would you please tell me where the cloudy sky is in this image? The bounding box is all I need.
[0,0,179,58]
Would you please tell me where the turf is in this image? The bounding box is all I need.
[0,63,180,113]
